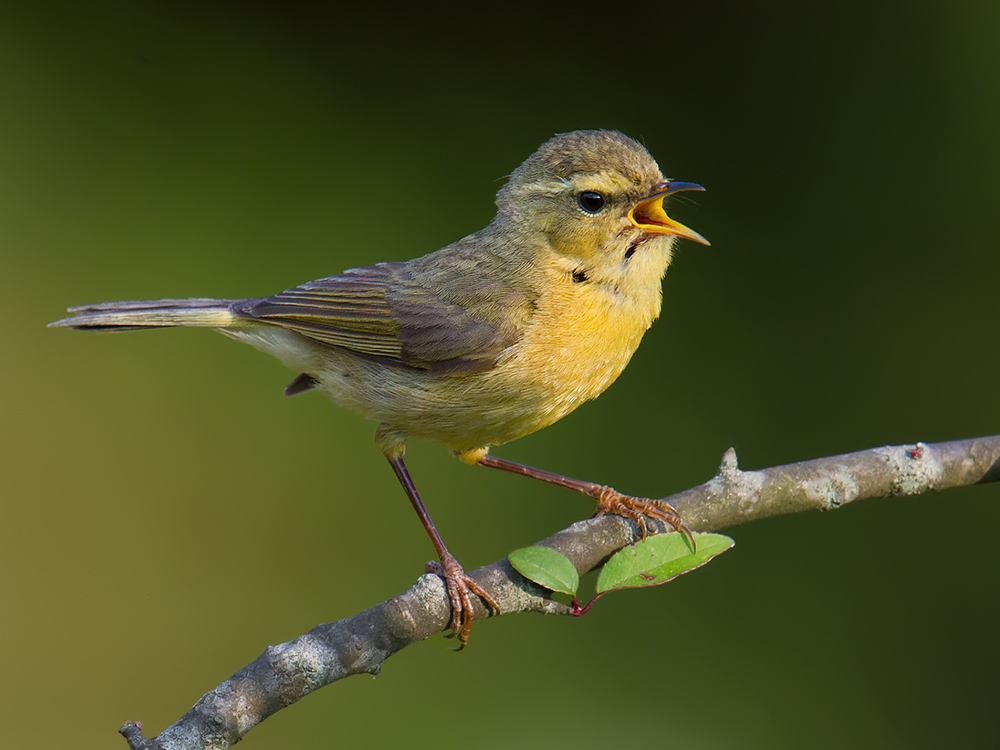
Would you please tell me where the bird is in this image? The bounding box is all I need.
[50,129,709,647]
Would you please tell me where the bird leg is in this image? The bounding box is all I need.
[387,456,499,648]
[477,454,695,549]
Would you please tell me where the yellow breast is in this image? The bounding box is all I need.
[497,256,665,435]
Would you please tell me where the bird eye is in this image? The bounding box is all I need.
[577,191,606,214]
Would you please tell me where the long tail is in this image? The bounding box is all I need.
[48,298,238,330]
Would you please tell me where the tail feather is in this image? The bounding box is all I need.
[49,298,238,330]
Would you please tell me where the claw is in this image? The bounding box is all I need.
[593,488,696,552]
[426,555,499,649]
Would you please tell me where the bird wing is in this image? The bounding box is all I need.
[240,261,524,375]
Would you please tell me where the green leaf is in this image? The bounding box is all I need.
[508,546,580,596]
[596,533,734,594]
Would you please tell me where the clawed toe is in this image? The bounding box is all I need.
[426,555,499,649]
[594,488,696,550]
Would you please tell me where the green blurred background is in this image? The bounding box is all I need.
[3,2,998,748]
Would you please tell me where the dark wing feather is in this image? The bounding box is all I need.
[239,261,521,374]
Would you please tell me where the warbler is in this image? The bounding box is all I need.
[51,129,708,647]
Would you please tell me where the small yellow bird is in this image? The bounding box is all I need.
[51,130,708,646]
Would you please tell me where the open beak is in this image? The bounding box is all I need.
[627,180,710,246]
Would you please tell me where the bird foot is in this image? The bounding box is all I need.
[425,554,499,649]
[592,487,696,550]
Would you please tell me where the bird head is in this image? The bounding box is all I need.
[495,130,708,286]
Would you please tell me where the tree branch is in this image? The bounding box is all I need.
[119,435,1000,750]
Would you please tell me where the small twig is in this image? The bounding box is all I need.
[119,435,1000,750]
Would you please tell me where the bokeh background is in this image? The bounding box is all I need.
[3,2,998,748]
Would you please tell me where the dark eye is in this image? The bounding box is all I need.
[577,191,606,214]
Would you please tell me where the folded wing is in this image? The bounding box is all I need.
[239,261,522,375]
